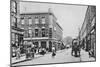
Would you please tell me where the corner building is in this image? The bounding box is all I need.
[19,11,63,52]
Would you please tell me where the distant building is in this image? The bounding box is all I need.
[63,36,72,46]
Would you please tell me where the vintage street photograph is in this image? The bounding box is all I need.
[10,0,96,66]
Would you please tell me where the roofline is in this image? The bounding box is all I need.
[56,22,63,31]
[20,12,57,20]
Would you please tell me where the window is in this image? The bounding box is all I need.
[17,18,20,24]
[24,31,28,38]
[12,33,15,41]
[35,29,39,37]
[41,17,45,24]
[11,17,16,26]
[29,30,32,34]
[29,29,32,37]
[35,17,39,24]
[11,1,16,13]
[29,18,32,25]
[15,35,18,42]
[42,29,45,37]
[49,28,52,38]
[21,19,24,25]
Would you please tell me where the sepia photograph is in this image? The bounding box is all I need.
[10,0,96,66]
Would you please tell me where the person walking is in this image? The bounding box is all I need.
[31,44,35,58]
[52,46,56,57]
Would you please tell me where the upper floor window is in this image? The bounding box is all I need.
[35,17,39,24]
[11,1,16,13]
[11,16,16,26]
[35,29,39,37]
[21,19,24,25]
[15,34,18,42]
[41,17,45,24]
[11,33,15,41]
[17,18,20,24]
[42,28,45,37]
[29,18,32,25]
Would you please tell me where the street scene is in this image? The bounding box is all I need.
[11,0,96,67]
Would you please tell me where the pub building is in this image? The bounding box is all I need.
[19,8,63,53]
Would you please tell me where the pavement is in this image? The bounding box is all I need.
[11,49,66,64]
[12,48,95,66]
[80,49,95,61]
[11,54,43,64]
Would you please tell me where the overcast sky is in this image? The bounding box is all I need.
[20,1,88,38]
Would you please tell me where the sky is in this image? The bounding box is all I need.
[20,1,88,38]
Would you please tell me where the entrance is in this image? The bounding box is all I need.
[41,41,46,48]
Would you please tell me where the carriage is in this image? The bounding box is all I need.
[71,39,80,57]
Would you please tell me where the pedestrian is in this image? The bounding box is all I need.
[31,44,35,58]
[25,46,29,59]
[16,46,20,59]
[52,46,56,57]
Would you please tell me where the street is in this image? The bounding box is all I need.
[12,48,95,66]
